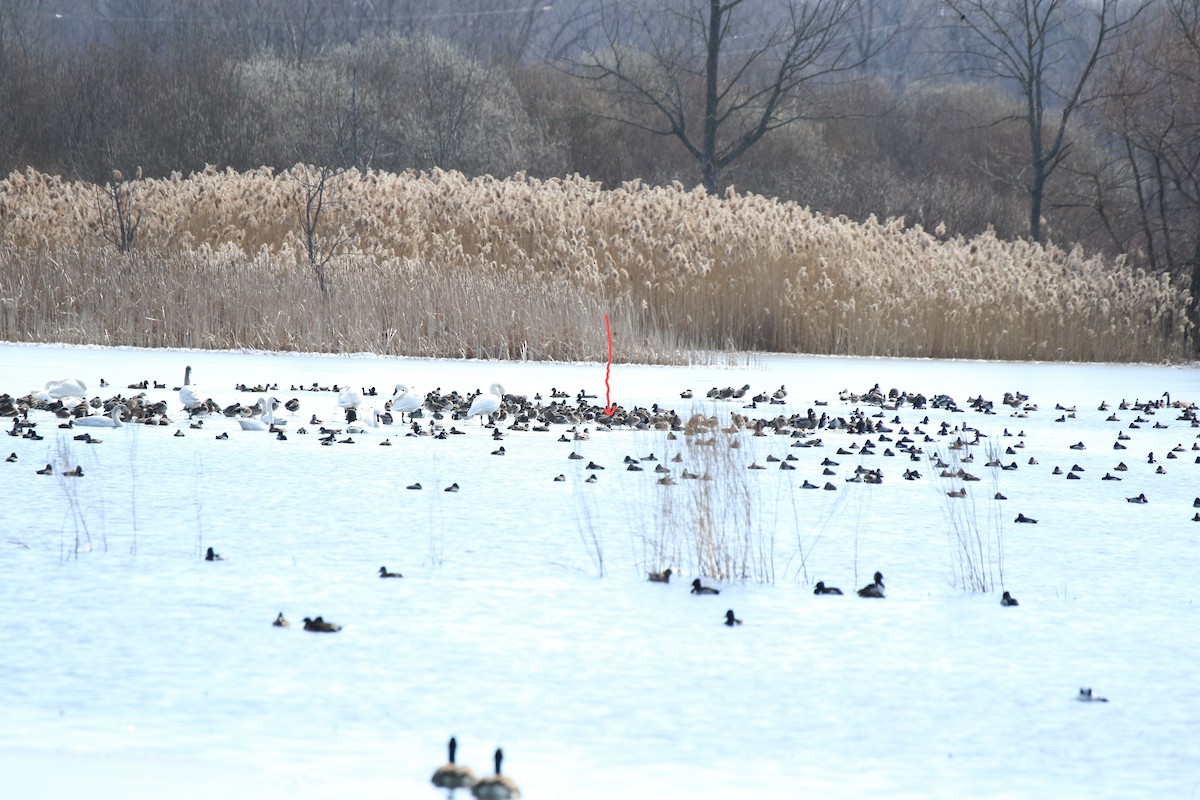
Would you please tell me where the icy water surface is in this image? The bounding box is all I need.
[1,343,1198,799]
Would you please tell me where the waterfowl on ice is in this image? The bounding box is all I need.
[302,616,342,632]
[471,748,520,799]
[857,571,885,598]
[431,736,475,789]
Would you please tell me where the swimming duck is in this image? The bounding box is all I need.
[647,568,672,583]
[724,609,743,626]
[813,581,843,595]
[857,571,885,598]
[272,612,289,627]
[63,465,83,477]
[302,616,342,633]
[471,748,520,799]
[1015,513,1037,523]
[205,547,223,561]
[431,736,476,789]
[36,463,53,475]
[1126,493,1148,504]
[690,578,720,595]
[378,566,403,578]
[1077,688,1108,703]
[1000,591,1019,606]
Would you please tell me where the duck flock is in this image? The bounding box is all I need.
[6,368,1199,541]
[5,365,1199,727]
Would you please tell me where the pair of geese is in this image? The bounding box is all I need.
[433,738,519,798]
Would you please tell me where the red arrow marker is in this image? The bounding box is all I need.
[603,314,616,416]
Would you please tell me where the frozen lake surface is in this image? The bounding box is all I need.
[1,342,1198,799]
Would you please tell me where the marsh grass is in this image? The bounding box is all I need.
[637,420,780,583]
[53,438,100,559]
[933,444,1005,593]
[1,166,1192,363]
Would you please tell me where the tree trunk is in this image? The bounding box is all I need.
[702,0,722,193]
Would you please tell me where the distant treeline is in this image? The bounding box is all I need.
[1,0,1197,344]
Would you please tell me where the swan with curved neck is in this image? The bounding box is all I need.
[467,384,505,425]
[238,397,283,431]
[389,384,422,421]
[74,404,129,428]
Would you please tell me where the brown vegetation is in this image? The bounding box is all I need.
[0,166,1191,363]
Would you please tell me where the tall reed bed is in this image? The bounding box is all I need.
[634,421,782,583]
[0,165,1192,362]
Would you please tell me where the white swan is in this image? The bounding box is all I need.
[466,383,505,425]
[179,366,207,416]
[238,397,284,431]
[337,386,362,410]
[388,384,422,421]
[338,386,363,421]
[45,378,88,399]
[74,404,129,428]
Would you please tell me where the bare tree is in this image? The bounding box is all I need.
[942,0,1152,243]
[554,0,877,193]
[1091,0,1200,322]
[294,163,354,296]
[95,167,142,254]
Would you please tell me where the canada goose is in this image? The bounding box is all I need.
[1077,688,1108,702]
[205,547,223,561]
[690,578,719,595]
[302,616,342,633]
[857,571,885,598]
[724,609,743,626]
[1001,591,1019,606]
[431,736,475,789]
[647,568,672,583]
[272,612,289,627]
[378,566,403,578]
[471,748,520,799]
[813,581,843,595]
